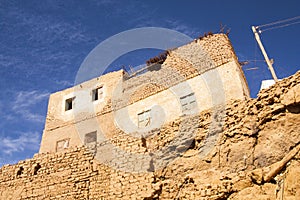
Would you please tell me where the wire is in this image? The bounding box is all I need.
[260,21,300,32]
[257,15,300,28]
[247,60,266,62]
[245,67,259,71]
[252,16,300,81]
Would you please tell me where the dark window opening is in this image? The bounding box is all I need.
[65,98,74,111]
[141,137,147,148]
[17,166,24,176]
[84,131,97,144]
[92,86,103,101]
[93,89,98,101]
[34,163,41,175]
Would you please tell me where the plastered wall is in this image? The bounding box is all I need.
[0,71,299,199]
[40,33,249,154]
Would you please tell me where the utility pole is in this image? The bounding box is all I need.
[252,26,279,82]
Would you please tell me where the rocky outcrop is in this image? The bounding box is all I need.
[153,70,300,199]
[0,71,299,199]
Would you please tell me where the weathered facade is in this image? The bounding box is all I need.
[0,70,299,199]
[40,33,249,154]
[0,33,299,200]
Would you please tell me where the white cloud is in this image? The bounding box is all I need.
[12,90,50,122]
[0,131,41,155]
[55,80,73,87]
[13,90,49,109]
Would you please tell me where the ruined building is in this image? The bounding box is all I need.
[0,33,299,200]
[40,33,249,154]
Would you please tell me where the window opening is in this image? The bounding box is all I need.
[92,86,104,101]
[65,97,74,111]
[34,163,41,175]
[84,131,97,144]
[16,166,24,176]
[180,93,196,113]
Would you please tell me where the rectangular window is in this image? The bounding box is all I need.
[138,110,151,128]
[84,131,97,144]
[92,86,104,101]
[65,97,74,111]
[180,93,196,113]
[56,138,70,152]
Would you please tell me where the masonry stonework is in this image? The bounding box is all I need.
[1,33,299,199]
[0,71,299,199]
[40,33,249,154]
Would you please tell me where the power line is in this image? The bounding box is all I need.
[257,15,300,28]
[252,26,279,81]
[260,21,300,32]
[245,67,259,71]
[251,15,300,81]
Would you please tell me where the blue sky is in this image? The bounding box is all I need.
[0,0,299,166]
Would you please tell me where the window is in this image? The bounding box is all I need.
[33,163,41,175]
[16,167,24,176]
[92,86,104,101]
[84,131,97,144]
[180,93,196,113]
[65,97,74,111]
[56,138,70,152]
[84,131,97,155]
[138,110,151,128]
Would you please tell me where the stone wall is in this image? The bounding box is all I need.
[0,70,299,199]
[0,147,155,199]
[117,33,246,108]
[40,33,250,154]
[45,33,240,131]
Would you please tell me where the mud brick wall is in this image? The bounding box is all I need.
[0,71,299,200]
[41,33,249,155]
[0,147,95,199]
[114,33,241,109]
[0,147,155,200]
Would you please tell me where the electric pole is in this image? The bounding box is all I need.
[252,26,279,82]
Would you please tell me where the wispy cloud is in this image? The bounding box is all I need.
[164,19,202,38]
[0,2,97,79]
[134,17,202,39]
[13,91,49,108]
[12,90,50,122]
[55,80,74,87]
[0,131,41,155]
